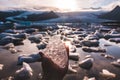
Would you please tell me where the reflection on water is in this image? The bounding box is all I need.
[99,39,120,58]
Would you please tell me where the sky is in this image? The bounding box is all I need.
[0,0,119,11]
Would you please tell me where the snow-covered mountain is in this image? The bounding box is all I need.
[4,10,108,23]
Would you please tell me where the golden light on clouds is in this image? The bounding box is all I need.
[54,0,78,11]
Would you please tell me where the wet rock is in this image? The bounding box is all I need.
[100,69,116,79]
[69,53,80,61]
[81,40,99,47]
[0,64,4,70]
[83,76,96,80]
[82,47,106,53]
[15,62,33,80]
[111,59,120,67]
[79,58,94,70]
[17,53,41,65]
[40,36,68,80]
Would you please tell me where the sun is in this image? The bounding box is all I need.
[55,0,77,11]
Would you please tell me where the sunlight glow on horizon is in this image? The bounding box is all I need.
[54,0,78,12]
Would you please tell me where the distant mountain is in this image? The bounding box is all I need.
[99,6,120,21]
[13,11,59,21]
[0,11,25,21]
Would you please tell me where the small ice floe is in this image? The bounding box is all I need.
[65,41,76,53]
[15,62,33,80]
[78,34,87,37]
[68,65,77,73]
[69,53,80,61]
[100,53,106,56]
[7,76,14,80]
[28,34,42,43]
[37,42,47,50]
[71,64,79,68]
[109,38,120,43]
[4,29,15,34]
[0,64,4,70]
[100,53,115,59]
[104,44,112,47]
[100,69,116,79]
[81,40,99,47]
[85,55,92,59]
[104,34,120,39]
[111,59,120,67]
[94,30,103,38]
[70,45,76,53]
[3,43,15,50]
[79,58,94,70]
[104,54,115,59]
[83,76,96,80]
[24,28,38,34]
[75,44,82,48]
[9,48,17,54]
[99,27,111,32]
[0,36,23,46]
[85,34,99,40]
[73,38,80,44]
[72,31,83,35]
[17,53,41,65]
[13,33,27,40]
[72,38,82,48]
[109,29,118,34]
[1,76,14,80]
[38,73,42,80]
[82,47,106,53]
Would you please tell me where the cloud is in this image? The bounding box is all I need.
[0,0,119,11]
[102,0,120,10]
